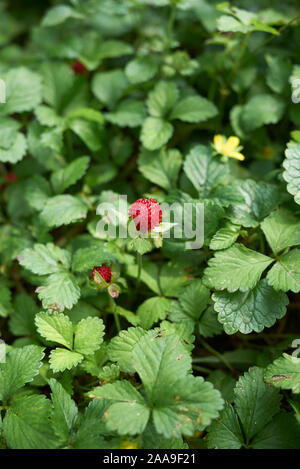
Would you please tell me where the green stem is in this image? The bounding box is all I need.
[229,32,250,82]
[196,338,235,373]
[166,3,176,51]
[110,297,121,333]
[136,252,143,293]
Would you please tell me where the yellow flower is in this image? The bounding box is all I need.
[213,135,245,161]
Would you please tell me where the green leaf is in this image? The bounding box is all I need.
[132,334,191,403]
[170,96,218,123]
[74,317,104,356]
[264,353,300,394]
[147,81,179,118]
[24,174,51,211]
[40,195,88,228]
[216,179,280,227]
[209,222,240,250]
[35,311,73,349]
[51,156,90,194]
[89,381,150,435]
[283,142,300,205]
[207,403,244,449]
[9,293,38,336]
[261,209,300,254]
[140,117,173,150]
[49,378,78,444]
[42,5,82,26]
[49,348,83,373]
[203,244,273,292]
[241,94,285,131]
[212,279,288,334]
[234,367,282,441]
[92,70,128,108]
[198,306,223,338]
[170,279,210,324]
[72,246,115,273]
[0,281,12,318]
[107,327,147,373]
[2,394,57,449]
[0,116,21,149]
[266,55,292,94]
[267,249,300,293]
[138,147,182,191]
[125,57,158,84]
[106,99,146,128]
[0,67,42,115]
[0,345,44,401]
[137,297,171,329]
[18,243,71,275]
[36,272,80,311]
[68,119,102,152]
[72,400,112,449]
[183,144,228,196]
[251,412,300,449]
[0,132,27,163]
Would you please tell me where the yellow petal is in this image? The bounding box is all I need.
[229,151,245,161]
[224,136,240,154]
[213,134,224,153]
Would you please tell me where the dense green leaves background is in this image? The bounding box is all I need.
[0,0,300,450]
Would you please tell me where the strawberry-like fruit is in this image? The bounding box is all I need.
[3,172,18,183]
[91,264,112,283]
[72,60,87,74]
[129,198,162,233]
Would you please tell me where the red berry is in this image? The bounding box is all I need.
[128,198,162,232]
[72,60,87,74]
[91,264,112,283]
[3,172,17,183]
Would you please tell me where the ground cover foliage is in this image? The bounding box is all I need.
[0,0,300,450]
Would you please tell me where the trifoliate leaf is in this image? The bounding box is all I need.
[74,317,104,356]
[0,345,44,401]
[264,353,300,394]
[212,279,288,334]
[203,244,273,292]
[9,293,38,336]
[40,195,88,228]
[18,243,71,275]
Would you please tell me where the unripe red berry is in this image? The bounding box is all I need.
[128,198,162,233]
[72,60,87,74]
[91,264,112,283]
